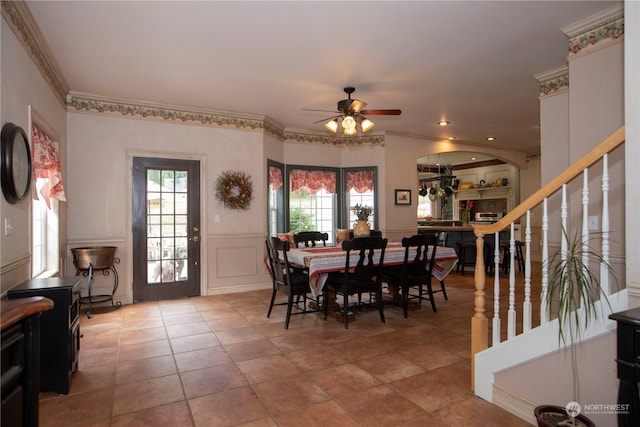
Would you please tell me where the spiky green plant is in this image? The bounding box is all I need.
[543,227,615,410]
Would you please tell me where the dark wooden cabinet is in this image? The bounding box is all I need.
[7,277,82,395]
[609,307,640,427]
[1,296,54,427]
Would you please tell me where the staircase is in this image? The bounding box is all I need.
[470,127,627,419]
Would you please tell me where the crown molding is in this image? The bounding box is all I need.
[1,0,69,106]
[562,5,624,57]
[534,66,569,98]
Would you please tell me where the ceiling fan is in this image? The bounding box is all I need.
[305,87,401,135]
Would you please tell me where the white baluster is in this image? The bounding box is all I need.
[493,231,501,345]
[561,185,569,303]
[582,170,590,308]
[508,222,516,339]
[601,153,610,295]
[523,210,532,331]
[541,198,549,324]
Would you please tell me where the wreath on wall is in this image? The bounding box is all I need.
[215,170,253,210]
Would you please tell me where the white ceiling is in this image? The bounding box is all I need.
[26,0,619,156]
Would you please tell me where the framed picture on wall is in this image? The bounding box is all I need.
[395,189,411,205]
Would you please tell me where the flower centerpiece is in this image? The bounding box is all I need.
[352,204,373,221]
[461,200,473,224]
[352,204,373,237]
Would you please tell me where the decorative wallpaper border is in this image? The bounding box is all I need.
[66,94,384,146]
[526,152,541,162]
[535,67,569,98]
[563,7,624,56]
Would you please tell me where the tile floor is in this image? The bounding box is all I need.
[39,275,532,427]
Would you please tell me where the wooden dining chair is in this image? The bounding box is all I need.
[348,229,382,239]
[324,236,387,329]
[265,236,315,329]
[293,231,329,248]
[382,234,438,318]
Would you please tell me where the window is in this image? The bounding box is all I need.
[30,116,65,277]
[32,188,59,277]
[417,194,433,218]
[344,168,377,229]
[273,164,379,244]
[287,166,338,241]
[267,160,284,236]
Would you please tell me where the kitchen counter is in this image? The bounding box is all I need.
[418,225,475,232]
[418,220,463,227]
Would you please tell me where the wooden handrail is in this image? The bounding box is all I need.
[472,126,625,237]
[470,125,625,389]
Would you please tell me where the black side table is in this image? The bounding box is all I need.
[609,307,640,427]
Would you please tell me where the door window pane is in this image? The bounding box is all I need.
[146,169,189,283]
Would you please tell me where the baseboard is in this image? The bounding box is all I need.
[207,283,271,295]
[493,383,537,425]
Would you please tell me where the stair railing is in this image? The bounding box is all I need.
[469,126,625,387]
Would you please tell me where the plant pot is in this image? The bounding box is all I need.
[353,220,371,237]
[534,405,595,427]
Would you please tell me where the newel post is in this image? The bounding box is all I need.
[471,231,488,389]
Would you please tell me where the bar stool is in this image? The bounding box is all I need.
[486,240,525,274]
[456,241,476,275]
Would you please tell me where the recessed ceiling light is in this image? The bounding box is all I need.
[437,120,450,126]
[447,137,456,140]
[471,157,477,160]
[487,136,496,141]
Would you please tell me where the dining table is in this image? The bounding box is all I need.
[286,242,459,299]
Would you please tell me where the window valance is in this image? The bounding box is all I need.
[289,169,336,194]
[269,166,283,190]
[345,170,374,193]
[32,124,66,208]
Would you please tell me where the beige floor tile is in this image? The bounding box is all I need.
[110,401,193,427]
[112,375,184,416]
[38,281,538,426]
[189,386,270,427]
[180,362,248,398]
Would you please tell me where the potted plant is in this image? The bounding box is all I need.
[352,204,373,237]
[534,228,615,427]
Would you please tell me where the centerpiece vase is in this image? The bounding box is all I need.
[353,220,371,237]
[461,210,471,225]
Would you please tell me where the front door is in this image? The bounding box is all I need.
[132,157,201,301]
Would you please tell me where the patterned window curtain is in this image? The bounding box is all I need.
[269,165,283,190]
[32,124,66,208]
[345,170,374,193]
[289,169,336,194]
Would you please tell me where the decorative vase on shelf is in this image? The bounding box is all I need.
[353,220,371,237]
[461,210,471,225]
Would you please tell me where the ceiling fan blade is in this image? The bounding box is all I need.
[313,115,341,124]
[302,108,339,113]
[360,109,402,116]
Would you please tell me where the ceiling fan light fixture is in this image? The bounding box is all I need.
[324,119,338,133]
[343,127,357,136]
[361,118,375,132]
[341,115,356,131]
